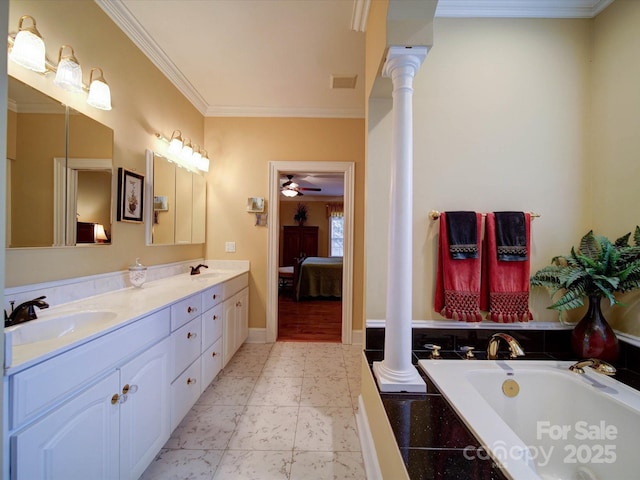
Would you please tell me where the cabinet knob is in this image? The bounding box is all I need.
[187,306,198,314]
[122,384,139,395]
[212,294,217,300]
[212,315,218,320]
[236,301,242,307]
[111,393,127,405]
[212,351,217,357]
[187,377,197,385]
[187,332,197,339]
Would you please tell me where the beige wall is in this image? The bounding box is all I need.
[366,17,594,324]
[591,0,640,335]
[203,117,365,331]
[6,0,204,286]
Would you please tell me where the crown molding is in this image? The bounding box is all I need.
[351,0,371,32]
[95,0,209,115]
[435,0,615,18]
[206,105,365,119]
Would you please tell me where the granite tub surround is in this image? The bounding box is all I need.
[4,260,249,372]
[365,323,640,480]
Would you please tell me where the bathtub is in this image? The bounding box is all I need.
[417,360,640,480]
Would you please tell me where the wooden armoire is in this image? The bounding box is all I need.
[282,225,318,266]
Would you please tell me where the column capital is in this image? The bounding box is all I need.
[382,46,429,79]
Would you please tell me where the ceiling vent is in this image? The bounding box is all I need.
[330,75,358,89]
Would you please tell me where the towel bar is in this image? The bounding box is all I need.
[428,210,540,221]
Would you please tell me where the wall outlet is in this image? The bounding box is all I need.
[225,241,236,253]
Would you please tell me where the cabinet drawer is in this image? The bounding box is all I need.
[10,308,170,429]
[201,338,223,393]
[170,358,201,431]
[201,283,224,312]
[171,317,201,379]
[170,293,201,331]
[223,273,249,299]
[201,303,223,350]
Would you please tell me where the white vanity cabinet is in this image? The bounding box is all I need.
[5,270,250,480]
[9,309,171,480]
[223,287,249,366]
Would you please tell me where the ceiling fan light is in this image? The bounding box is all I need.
[10,15,46,73]
[54,45,83,93]
[282,189,299,197]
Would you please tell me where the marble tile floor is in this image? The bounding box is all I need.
[141,342,366,480]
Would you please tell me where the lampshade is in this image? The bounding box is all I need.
[87,68,112,110]
[199,150,210,172]
[94,224,108,242]
[181,138,193,162]
[282,189,299,197]
[54,45,83,93]
[10,15,46,73]
[168,130,183,155]
[192,146,202,166]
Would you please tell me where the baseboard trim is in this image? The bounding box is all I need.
[247,328,267,343]
[356,394,383,480]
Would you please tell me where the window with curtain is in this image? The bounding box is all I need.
[327,203,344,257]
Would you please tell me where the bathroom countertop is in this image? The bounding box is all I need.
[4,267,249,375]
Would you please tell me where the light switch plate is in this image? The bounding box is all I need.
[225,241,236,253]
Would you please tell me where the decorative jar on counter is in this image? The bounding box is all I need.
[129,258,147,288]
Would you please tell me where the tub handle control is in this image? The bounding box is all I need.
[424,343,441,359]
[461,346,475,359]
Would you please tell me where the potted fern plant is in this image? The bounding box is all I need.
[530,228,640,362]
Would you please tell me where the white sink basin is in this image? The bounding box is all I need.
[6,310,117,347]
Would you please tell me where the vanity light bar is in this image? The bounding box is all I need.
[8,15,112,111]
[155,132,210,173]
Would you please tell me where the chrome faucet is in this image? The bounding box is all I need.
[487,333,525,360]
[569,358,616,376]
[4,296,49,327]
[190,264,209,275]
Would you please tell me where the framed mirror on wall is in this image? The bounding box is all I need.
[145,149,207,246]
[6,76,114,247]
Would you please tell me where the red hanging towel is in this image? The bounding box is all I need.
[434,212,483,322]
[481,212,533,323]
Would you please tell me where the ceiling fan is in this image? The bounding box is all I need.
[281,175,321,197]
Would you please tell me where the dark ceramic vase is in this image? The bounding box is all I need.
[570,295,619,362]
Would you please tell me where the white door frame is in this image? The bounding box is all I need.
[266,161,355,344]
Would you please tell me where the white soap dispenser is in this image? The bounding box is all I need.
[129,258,147,288]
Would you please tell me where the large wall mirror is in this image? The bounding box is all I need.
[6,76,114,248]
[145,150,206,245]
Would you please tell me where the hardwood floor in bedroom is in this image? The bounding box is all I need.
[278,294,342,342]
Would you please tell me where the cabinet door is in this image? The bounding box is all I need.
[171,317,202,379]
[119,338,171,480]
[235,288,249,349]
[12,371,120,480]
[170,358,201,431]
[223,297,237,366]
[201,338,223,392]
[299,226,318,258]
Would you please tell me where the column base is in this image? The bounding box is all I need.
[372,361,426,393]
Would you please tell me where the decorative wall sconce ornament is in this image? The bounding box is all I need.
[155,132,210,173]
[53,45,83,93]
[8,14,113,111]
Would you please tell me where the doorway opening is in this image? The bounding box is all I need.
[267,161,355,344]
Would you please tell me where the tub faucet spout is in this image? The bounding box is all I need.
[487,333,525,360]
[569,358,616,376]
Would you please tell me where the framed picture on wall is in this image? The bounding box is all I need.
[117,168,145,222]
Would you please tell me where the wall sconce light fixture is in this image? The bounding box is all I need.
[86,68,112,111]
[9,15,46,72]
[8,14,112,111]
[155,132,210,173]
[54,45,83,93]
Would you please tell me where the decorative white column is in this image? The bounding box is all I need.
[373,46,428,393]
